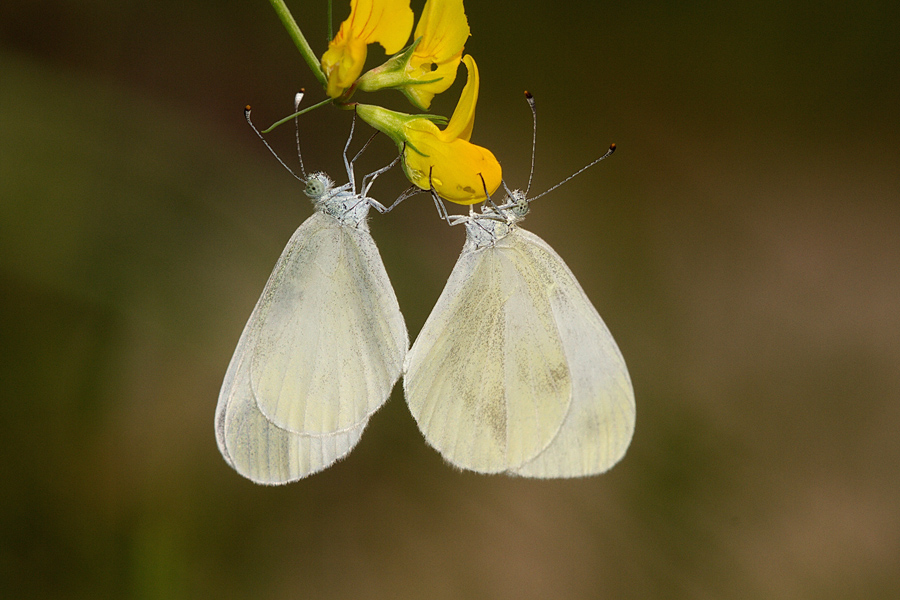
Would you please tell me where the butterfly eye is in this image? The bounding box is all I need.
[510,191,529,218]
[304,174,328,199]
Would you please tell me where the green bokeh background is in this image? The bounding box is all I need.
[2,1,899,598]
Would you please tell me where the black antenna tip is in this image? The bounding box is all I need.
[609,143,616,153]
[524,91,535,107]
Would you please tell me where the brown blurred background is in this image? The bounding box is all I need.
[2,1,899,598]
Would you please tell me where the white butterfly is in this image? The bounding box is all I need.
[215,107,408,484]
[404,144,635,478]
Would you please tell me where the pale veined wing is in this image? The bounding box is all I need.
[215,304,369,485]
[507,228,634,477]
[248,209,407,435]
[403,228,572,473]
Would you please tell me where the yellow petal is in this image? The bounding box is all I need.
[442,55,479,142]
[344,0,413,53]
[322,0,414,98]
[402,57,460,109]
[413,0,469,59]
[321,37,368,98]
[403,0,470,108]
[403,119,502,205]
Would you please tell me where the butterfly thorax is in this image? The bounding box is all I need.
[464,215,512,250]
[464,189,530,250]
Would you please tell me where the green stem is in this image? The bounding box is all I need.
[327,0,333,42]
[262,97,334,133]
[268,0,327,88]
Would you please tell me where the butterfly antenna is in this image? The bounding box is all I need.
[293,91,307,178]
[525,91,537,196]
[529,143,616,201]
[245,105,304,182]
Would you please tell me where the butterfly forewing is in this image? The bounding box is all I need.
[405,237,573,472]
[248,211,407,434]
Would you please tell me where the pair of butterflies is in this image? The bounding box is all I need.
[215,106,635,484]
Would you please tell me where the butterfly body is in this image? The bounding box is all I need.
[404,193,635,478]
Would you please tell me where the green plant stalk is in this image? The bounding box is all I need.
[262,97,334,133]
[268,0,327,88]
[327,0,333,42]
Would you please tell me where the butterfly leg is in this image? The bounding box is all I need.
[360,152,401,198]
[373,185,424,214]
[446,206,475,227]
[427,167,453,224]
[342,113,358,192]
[358,153,403,213]
[479,174,503,214]
[347,131,382,189]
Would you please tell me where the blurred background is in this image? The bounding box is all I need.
[2,0,898,598]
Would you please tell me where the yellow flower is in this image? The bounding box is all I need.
[357,55,501,204]
[407,0,469,108]
[357,0,470,110]
[321,0,414,99]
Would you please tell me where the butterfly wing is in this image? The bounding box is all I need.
[404,235,573,473]
[246,211,407,434]
[507,229,635,478]
[215,210,407,482]
[215,321,367,484]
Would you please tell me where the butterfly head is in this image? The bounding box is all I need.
[502,189,530,222]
